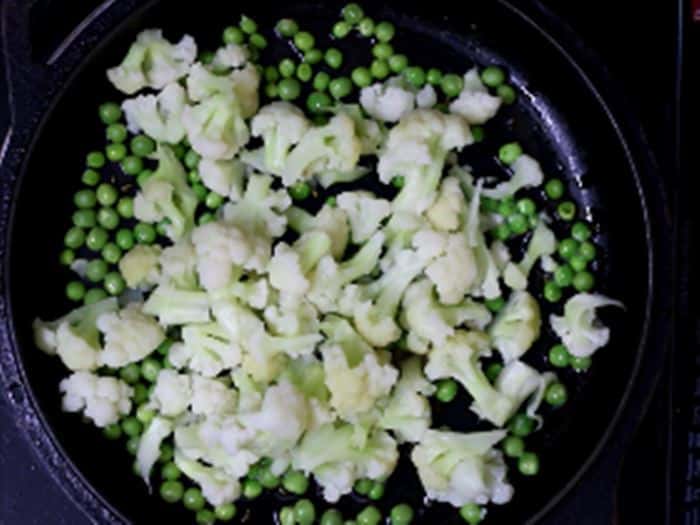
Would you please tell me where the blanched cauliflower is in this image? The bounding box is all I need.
[182,93,249,160]
[150,369,192,416]
[360,81,415,123]
[119,245,162,289]
[426,233,478,305]
[122,82,187,144]
[97,304,165,367]
[159,239,198,290]
[336,191,391,244]
[449,68,503,125]
[481,154,544,200]
[198,158,246,201]
[489,291,541,363]
[191,375,237,416]
[191,222,251,291]
[286,204,349,260]
[60,371,133,427]
[169,322,242,377]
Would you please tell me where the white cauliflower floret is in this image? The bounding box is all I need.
[182,93,249,160]
[122,82,187,144]
[550,293,623,358]
[170,323,242,377]
[416,85,438,108]
[191,375,237,416]
[425,233,478,305]
[175,452,241,506]
[505,221,556,291]
[489,291,541,363]
[107,29,196,94]
[360,82,415,122]
[411,429,512,508]
[119,245,161,289]
[449,68,502,125]
[426,176,466,232]
[191,222,251,291]
[137,416,173,483]
[380,357,435,443]
[282,113,362,187]
[264,292,320,337]
[230,63,261,119]
[337,191,391,244]
[59,372,133,427]
[494,360,555,424]
[267,233,330,296]
[286,204,349,260]
[151,369,192,416]
[97,305,165,367]
[198,158,246,202]
[159,239,198,290]
[481,154,544,200]
[33,299,118,372]
[212,44,248,69]
[143,285,210,325]
[186,62,236,102]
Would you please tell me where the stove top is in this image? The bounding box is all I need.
[0,0,686,524]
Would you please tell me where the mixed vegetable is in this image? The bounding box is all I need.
[34,4,622,524]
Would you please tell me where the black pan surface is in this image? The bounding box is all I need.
[0,0,670,524]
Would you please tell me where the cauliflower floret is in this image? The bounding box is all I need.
[380,357,435,443]
[118,245,162,289]
[175,452,241,506]
[211,43,248,70]
[425,233,478,305]
[286,204,349,260]
[97,305,165,367]
[360,82,415,123]
[267,232,331,296]
[198,158,246,202]
[107,29,196,94]
[481,154,544,200]
[411,429,512,508]
[191,222,251,291]
[59,371,133,427]
[293,423,399,503]
[426,330,516,426]
[426,176,466,232]
[336,191,391,244]
[122,82,187,143]
[151,369,192,416]
[416,84,438,108]
[186,62,235,102]
[448,68,502,125]
[550,293,623,358]
[264,292,320,337]
[230,63,261,119]
[136,416,173,482]
[33,298,118,371]
[182,93,249,160]
[336,104,385,156]
[191,375,237,416]
[282,113,362,187]
[493,360,556,424]
[169,322,242,377]
[488,291,541,363]
[133,145,198,241]
[159,239,198,290]
[378,109,473,214]
[504,221,556,291]
[143,285,210,325]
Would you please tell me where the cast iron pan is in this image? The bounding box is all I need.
[0,0,671,523]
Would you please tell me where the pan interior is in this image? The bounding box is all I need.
[7,0,651,523]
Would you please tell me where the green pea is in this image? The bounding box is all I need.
[97,208,119,230]
[518,452,540,476]
[215,503,237,521]
[554,264,574,287]
[99,102,122,124]
[134,223,156,244]
[103,423,121,440]
[557,201,576,221]
[96,184,117,208]
[74,189,96,209]
[198,212,215,225]
[120,363,141,384]
[493,223,511,241]
[368,481,384,500]
[579,240,596,261]
[159,442,174,463]
[509,414,535,437]
[289,182,311,200]
[558,238,580,260]
[545,382,568,407]
[84,288,107,305]
[116,197,133,219]
[278,78,301,101]
[249,33,267,49]
[160,480,184,503]
[199,50,215,64]
[282,469,309,495]
[326,196,337,207]
[59,249,75,266]
[205,192,224,209]
[87,151,106,169]
[503,435,525,458]
[305,48,323,65]
[140,357,161,383]
[499,142,523,165]
[116,228,134,250]
[137,169,153,186]
[516,198,536,216]
[130,135,155,157]
[485,296,504,312]
[351,67,372,87]
[497,84,517,104]
[459,503,483,524]
[496,198,515,216]
[342,3,364,23]
[545,178,565,199]
[72,209,96,229]
[573,270,594,292]
[265,83,279,98]
[132,383,148,404]
[404,66,426,88]
[370,59,390,80]
[106,123,127,143]
[422,68,441,87]
[325,48,344,69]
[294,499,316,525]
[570,254,588,272]
[441,73,464,97]
[548,344,570,368]
[543,281,562,302]
[276,18,299,37]
[103,272,125,295]
[329,77,352,99]
[375,21,395,42]
[571,355,592,372]
[435,379,458,402]
[357,17,375,36]
[313,71,331,91]
[239,15,257,34]
[389,504,413,525]
[81,169,101,186]
[297,63,313,82]
[264,66,280,84]
[85,260,107,284]
[122,416,142,437]
[321,509,344,525]
[121,155,143,176]
[258,468,280,489]
[183,487,205,511]
[196,509,216,525]
[333,20,352,39]
[85,227,108,251]
[223,26,245,45]
[65,281,86,302]
[354,478,372,495]
[570,222,591,242]
[102,243,122,264]
[136,404,155,425]
[279,507,296,525]
[388,54,408,73]
[485,362,503,383]
[481,65,505,88]
[507,213,528,235]
[192,183,208,201]
[372,42,393,60]
[357,505,381,525]
[294,31,315,51]
[242,478,262,499]
[391,175,405,188]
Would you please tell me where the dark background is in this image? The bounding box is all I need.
[0,0,691,524]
